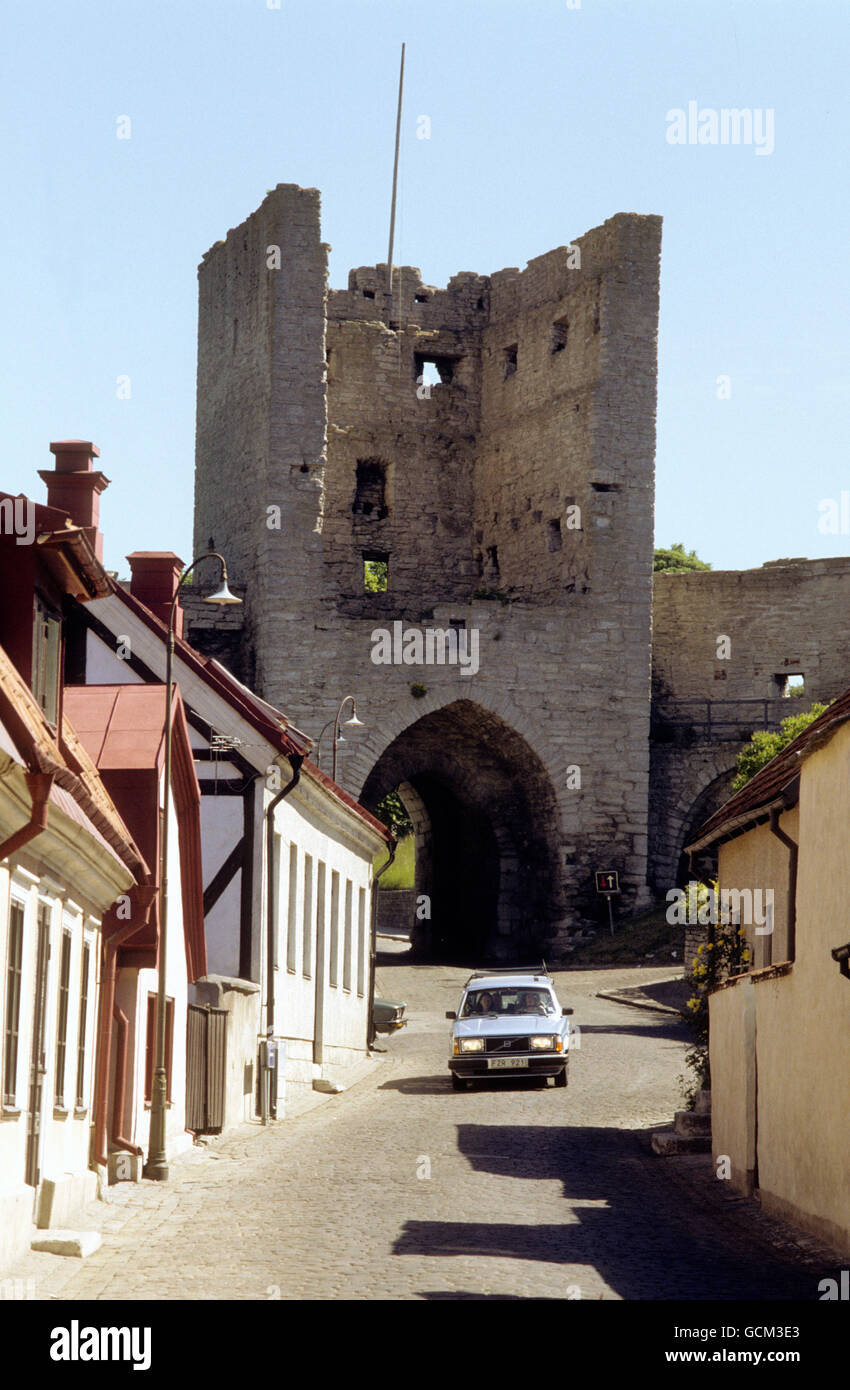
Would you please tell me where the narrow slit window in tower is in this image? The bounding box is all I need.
[551,318,569,353]
[363,551,389,593]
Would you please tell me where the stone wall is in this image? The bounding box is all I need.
[653,558,850,706]
[376,887,416,938]
[649,558,850,890]
[191,186,850,951]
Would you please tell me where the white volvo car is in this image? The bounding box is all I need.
[446,967,573,1091]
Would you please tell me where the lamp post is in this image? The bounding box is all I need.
[332,696,363,784]
[313,718,343,772]
[144,552,241,1181]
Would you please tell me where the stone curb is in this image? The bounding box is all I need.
[595,988,683,1017]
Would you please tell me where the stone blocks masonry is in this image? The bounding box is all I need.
[192,184,661,956]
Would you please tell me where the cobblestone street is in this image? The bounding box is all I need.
[2,951,842,1302]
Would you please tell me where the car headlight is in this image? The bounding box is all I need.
[458,1038,485,1053]
[530,1036,560,1050]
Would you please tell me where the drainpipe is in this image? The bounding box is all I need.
[769,808,798,962]
[367,840,397,1050]
[263,754,303,1123]
[111,1003,143,1156]
[93,887,156,1168]
[0,770,54,860]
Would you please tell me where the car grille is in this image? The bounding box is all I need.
[483,1036,530,1054]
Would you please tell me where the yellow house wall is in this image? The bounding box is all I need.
[711,719,850,1256]
[716,809,797,968]
[753,721,850,1254]
[708,975,755,1194]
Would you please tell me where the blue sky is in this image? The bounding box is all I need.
[2,0,848,575]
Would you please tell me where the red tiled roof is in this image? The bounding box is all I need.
[686,688,850,854]
[0,491,109,600]
[64,683,206,981]
[300,756,393,844]
[0,645,147,880]
[63,684,168,770]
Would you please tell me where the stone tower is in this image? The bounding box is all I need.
[193,184,663,956]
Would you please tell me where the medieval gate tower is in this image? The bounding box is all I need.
[192,183,662,957]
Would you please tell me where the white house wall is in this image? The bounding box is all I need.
[0,867,102,1268]
[269,785,379,1096]
[85,628,143,684]
[115,792,192,1166]
[199,793,244,979]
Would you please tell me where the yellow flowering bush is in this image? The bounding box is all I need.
[680,919,749,1106]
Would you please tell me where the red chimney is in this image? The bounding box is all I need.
[126,553,186,638]
[39,441,110,560]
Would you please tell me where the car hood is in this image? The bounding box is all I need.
[454,1015,561,1038]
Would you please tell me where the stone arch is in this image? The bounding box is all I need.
[671,762,738,887]
[663,761,738,889]
[344,683,575,816]
[649,742,741,892]
[359,699,564,961]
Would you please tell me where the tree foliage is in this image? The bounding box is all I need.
[680,908,750,1104]
[653,542,711,573]
[732,703,829,791]
[374,789,413,838]
[363,559,388,593]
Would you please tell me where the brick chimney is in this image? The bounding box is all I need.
[126,553,185,639]
[39,441,110,560]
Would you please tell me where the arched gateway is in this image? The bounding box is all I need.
[359,700,563,959]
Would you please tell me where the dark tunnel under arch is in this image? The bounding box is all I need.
[360,700,564,962]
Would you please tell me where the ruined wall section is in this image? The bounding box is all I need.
[652,558,850,706]
[649,557,850,891]
[194,184,329,696]
[194,199,274,586]
[323,267,487,612]
[475,214,661,606]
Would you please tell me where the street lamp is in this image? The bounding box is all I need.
[144,552,241,1182]
[332,696,363,784]
[312,698,364,783]
[313,718,345,772]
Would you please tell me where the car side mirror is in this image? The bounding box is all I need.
[562,1007,574,1016]
[445,1010,456,1020]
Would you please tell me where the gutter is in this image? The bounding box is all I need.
[111,1001,143,1157]
[768,807,798,962]
[367,839,397,1050]
[831,942,850,980]
[263,753,303,1122]
[0,770,54,860]
[685,791,789,859]
[93,885,157,1167]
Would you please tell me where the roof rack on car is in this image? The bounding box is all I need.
[465,961,548,982]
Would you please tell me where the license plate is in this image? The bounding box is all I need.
[487,1057,527,1070]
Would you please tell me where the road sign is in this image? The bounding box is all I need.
[595,870,620,894]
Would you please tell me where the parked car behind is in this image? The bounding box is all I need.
[373,996,407,1034]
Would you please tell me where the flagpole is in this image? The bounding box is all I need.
[386,42,406,323]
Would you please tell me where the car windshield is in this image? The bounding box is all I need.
[461,988,555,1017]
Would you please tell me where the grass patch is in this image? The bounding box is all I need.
[374,833,415,890]
[566,899,684,967]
